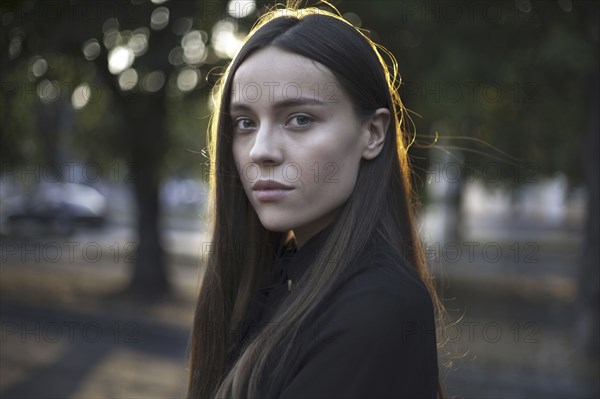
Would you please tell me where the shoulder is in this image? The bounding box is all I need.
[316,252,435,339]
[276,250,439,398]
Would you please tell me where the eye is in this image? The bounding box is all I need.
[233,117,257,132]
[286,114,314,128]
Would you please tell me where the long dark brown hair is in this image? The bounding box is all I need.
[187,3,448,398]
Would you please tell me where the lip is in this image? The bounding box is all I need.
[251,180,293,202]
[252,180,293,191]
[253,189,293,201]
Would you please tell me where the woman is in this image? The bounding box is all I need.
[187,3,446,398]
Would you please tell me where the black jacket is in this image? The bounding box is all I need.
[226,224,439,399]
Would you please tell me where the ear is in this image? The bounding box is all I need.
[361,108,391,160]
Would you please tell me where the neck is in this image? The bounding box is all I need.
[292,209,340,250]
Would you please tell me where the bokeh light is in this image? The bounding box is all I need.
[83,39,101,61]
[108,46,135,75]
[168,46,184,66]
[8,27,24,60]
[173,17,193,36]
[102,18,119,34]
[176,68,200,92]
[182,30,207,65]
[103,29,120,50]
[71,83,91,110]
[36,79,60,104]
[227,0,256,19]
[118,68,138,91]
[31,57,48,78]
[9,37,22,59]
[151,7,170,31]
[142,70,165,93]
[129,29,149,56]
[516,0,533,13]
[211,20,243,59]
[558,0,573,12]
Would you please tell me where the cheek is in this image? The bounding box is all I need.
[300,146,360,193]
[232,140,244,164]
[232,145,251,190]
[232,140,249,167]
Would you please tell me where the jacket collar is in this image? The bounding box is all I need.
[262,222,336,293]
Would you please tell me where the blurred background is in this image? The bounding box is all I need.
[0,0,598,398]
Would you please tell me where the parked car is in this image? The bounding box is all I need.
[1,182,107,236]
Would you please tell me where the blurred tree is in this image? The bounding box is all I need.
[337,0,596,186]
[577,56,599,358]
[0,0,243,298]
[336,0,598,249]
[337,0,599,358]
[2,0,597,349]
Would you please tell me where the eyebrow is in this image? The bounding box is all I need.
[229,97,328,112]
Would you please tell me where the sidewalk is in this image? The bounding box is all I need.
[1,223,598,398]
[1,231,200,399]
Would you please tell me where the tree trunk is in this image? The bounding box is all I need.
[124,91,170,298]
[576,68,599,357]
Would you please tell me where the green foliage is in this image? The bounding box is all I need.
[1,52,121,169]
[339,0,599,187]
[1,0,230,180]
[2,0,597,187]
[164,89,211,179]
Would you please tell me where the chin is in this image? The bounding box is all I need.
[256,213,294,233]
[258,221,291,233]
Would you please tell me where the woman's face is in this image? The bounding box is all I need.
[230,47,374,248]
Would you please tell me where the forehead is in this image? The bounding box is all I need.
[230,47,342,103]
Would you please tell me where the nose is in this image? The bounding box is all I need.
[248,122,283,165]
